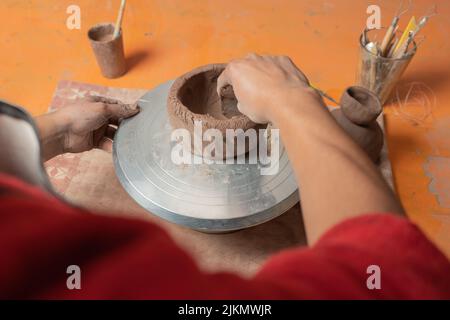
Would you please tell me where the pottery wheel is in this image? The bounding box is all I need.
[113,81,299,232]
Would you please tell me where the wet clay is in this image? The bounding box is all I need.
[167,64,257,158]
[331,86,384,162]
[88,23,126,79]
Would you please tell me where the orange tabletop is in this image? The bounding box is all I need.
[1,0,449,256]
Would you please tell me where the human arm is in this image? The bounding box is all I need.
[217,54,404,244]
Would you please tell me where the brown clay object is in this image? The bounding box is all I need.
[88,23,126,79]
[331,86,384,162]
[167,64,257,158]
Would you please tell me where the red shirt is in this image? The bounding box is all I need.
[0,173,449,299]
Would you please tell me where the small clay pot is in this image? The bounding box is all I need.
[167,64,257,159]
[341,86,382,125]
[88,23,126,79]
[331,86,384,162]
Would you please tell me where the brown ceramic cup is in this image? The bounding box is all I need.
[88,23,126,79]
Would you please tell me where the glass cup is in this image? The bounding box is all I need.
[357,28,417,105]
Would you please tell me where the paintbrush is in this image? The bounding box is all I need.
[310,84,339,105]
[113,0,127,39]
[380,26,399,56]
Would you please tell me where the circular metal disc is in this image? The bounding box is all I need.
[113,81,299,232]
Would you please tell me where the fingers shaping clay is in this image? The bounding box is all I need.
[167,64,257,159]
[331,86,384,162]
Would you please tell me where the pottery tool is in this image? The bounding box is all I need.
[393,5,437,58]
[393,31,414,59]
[380,0,411,56]
[113,0,127,39]
[114,81,298,232]
[392,16,417,58]
[394,16,417,53]
[380,25,399,56]
[415,4,438,32]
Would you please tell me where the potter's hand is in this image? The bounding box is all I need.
[221,56,403,245]
[36,96,139,161]
[60,96,139,153]
[217,53,320,123]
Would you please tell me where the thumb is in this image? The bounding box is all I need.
[104,102,140,123]
[217,68,232,98]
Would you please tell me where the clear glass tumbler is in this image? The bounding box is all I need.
[357,28,417,105]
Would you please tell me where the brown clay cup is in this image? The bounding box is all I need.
[88,23,126,79]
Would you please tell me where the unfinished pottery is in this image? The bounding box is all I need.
[167,64,257,159]
[331,86,384,162]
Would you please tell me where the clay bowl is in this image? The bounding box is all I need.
[167,64,257,158]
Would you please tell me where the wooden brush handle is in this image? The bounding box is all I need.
[380,25,395,56]
[113,0,127,39]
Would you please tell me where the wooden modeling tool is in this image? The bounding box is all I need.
[380,25,399,56]
[113,0,127,39]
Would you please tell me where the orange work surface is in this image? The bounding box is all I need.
[0,0,449,255]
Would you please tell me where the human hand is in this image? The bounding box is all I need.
[61,95,139,153]
[42,96,139,156]
[217,54,320,123]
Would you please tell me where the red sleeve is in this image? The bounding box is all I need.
[256,214,450,299]
[0,173,449,299]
